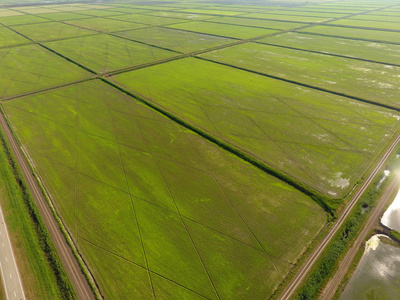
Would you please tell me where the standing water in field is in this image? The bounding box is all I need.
[381,187,400,231]
[376,170,391,190]
[340,235,400,300]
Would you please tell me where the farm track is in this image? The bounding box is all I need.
[278,132,400,300]
[320,173,400,300]
[0,111,97,300]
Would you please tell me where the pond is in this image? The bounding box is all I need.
[340,235,400,300]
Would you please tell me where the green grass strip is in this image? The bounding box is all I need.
[0,113,77,300]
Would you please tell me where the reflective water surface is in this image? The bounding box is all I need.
[381,188,400,231]
[340,235,400,300]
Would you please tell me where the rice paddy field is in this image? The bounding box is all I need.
[1,0,400,299]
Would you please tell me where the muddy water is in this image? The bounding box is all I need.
[381,187,400,231]
[340,235,400,300]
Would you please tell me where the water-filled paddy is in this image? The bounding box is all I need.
[341,235,400,299]
[381,187,400,232]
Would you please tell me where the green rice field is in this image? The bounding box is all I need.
[11,21,97,42]
[0,14,50,25]
[111,14,190,26]
[44,34,176,73]
[0,44,90,98]
[64,17,149,33]
[201,43,400,108]
[144,11,217,20]
[0,26,31,48]
[112,57,400,198]
[168,20,279,39]
[300,25,400,44]
[201,17,307,30]
[238,12,333,23]
[349,14,400,22]
[327,18,400,30]
[259,32,400,65]
[3,80,327,299]
[114,27,235,53]
[1,0,400,299]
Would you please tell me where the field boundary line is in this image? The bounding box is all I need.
[254,41,400,67]
[298,30,400,46]
[349,16,400,24]
[225,15,312,24]
[78,236,212,300]
[0,2,398,210]
[102,78,333,213]
[5,21,101,45]
[39,43,97,74]
[322,22,400,33]
[104,26,314,77]
[107,31,183,53]
[196,56,400,112]
[131,108,222,299]
[26,140,277,259]
[3,23,99,74]
[0,78,95,103]
[181,129,278,268]
[200,18,310,30]
[100,83,156,299]
[0,0,104,9]
[100,4,400,78]
[224,3,400,24]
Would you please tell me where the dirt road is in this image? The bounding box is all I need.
[278,133,400,300]
[0,111,95,300]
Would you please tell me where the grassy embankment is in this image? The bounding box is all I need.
[0,122,76,299]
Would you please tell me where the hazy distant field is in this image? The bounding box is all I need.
[1,0,400,299]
